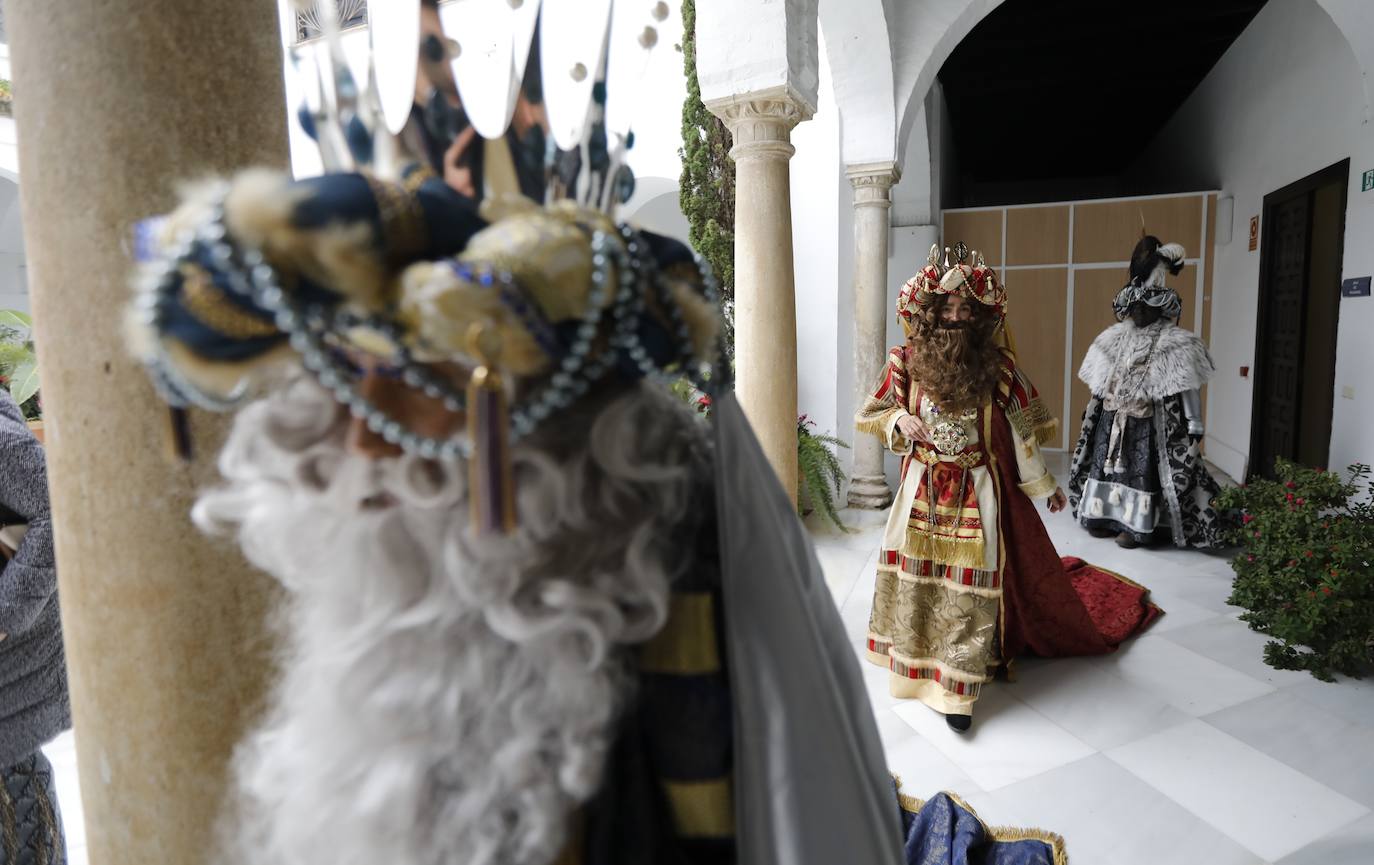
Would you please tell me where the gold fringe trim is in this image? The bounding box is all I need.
[1036,418,1060,446]
[892,777,1069,865]
[902,529,986,570]
[856,399,899,439]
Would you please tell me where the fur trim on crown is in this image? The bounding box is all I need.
[1079,321,1215,400]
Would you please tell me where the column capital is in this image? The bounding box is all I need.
[706,84,815,163]
[845,161,900,209]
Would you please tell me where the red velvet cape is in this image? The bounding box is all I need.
[988,402,1161,658]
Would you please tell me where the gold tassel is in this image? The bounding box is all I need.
[466,324,516,535]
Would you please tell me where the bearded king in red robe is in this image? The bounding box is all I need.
[857,243,1161,733]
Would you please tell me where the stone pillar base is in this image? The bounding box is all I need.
[848,474,894,509]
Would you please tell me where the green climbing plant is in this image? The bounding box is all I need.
[679,0,735,354]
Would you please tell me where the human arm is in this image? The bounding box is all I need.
[1181,388,1205,438]
[856,348,922,455]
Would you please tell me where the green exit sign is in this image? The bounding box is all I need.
[1365,169,1374,192]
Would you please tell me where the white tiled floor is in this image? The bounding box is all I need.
[810,453,1374,865]
[42,730,85,865]
[33,455,1374,864]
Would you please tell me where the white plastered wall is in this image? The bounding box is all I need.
[792,38,850,457]
[1130,0,1374,479]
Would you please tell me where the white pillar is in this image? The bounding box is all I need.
[708,86,815,503]
[846,162,899,508]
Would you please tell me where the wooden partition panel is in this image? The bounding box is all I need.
[942,191,1217,448]
[942,210,1003,266]
[1070,269,1125,429]
[1005,268,1068,448]
[1006,206,1069,265]
[1073,195,1204,263]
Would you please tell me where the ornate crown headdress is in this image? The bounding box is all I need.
[896,242,1007,336]
[128,0,721,535]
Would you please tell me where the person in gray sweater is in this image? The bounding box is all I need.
[0,389,69,862]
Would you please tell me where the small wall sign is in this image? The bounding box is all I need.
[1363,168,1374,192]
[1342,276,1372,298]
[1248,216,1259,251]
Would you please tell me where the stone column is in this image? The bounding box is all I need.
[707,86,813,504]
[846,162,899,509]
[5,2,287,863]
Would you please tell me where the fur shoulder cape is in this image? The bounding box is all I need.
[1078,321,1215,400]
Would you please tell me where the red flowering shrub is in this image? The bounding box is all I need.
[1219,460,1374,681]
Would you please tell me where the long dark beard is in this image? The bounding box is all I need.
[906,315,1002,414]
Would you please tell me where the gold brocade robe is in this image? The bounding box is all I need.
[856,346,1059,715]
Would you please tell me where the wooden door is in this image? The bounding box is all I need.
[1250,160,1348,478]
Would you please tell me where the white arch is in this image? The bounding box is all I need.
[818,0,897,167]
[889,0,1006,167]
[1314,0,1374,120]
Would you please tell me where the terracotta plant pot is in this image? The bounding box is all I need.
[26,420,43,444]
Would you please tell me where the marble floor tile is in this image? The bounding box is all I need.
[814,543,873,604]
[1280,673,1374,731]
[1091,634,1275,716]
[1162,616,1315,689]
[1008,656,1192,751]
[1205,690,1374,810]
[987,754,1265,865]
[891,686,1095,791]
[884,731,982,802]
[1107,720,1369,862]
[1139,595,1227,635]
[1275,812,1374,865]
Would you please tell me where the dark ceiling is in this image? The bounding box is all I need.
[939,0,1268,189]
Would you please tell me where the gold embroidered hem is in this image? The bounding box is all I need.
[1018,471,1059,500]
[868,567,1001,713]
[886,675,976,714]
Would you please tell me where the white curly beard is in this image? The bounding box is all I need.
[196,378,697,865]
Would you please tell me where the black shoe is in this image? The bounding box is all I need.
[1088,527,1116,539]
[1115,532,1140,549]
[945,714,972,734]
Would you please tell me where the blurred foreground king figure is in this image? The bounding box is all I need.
[127,2,1069,863]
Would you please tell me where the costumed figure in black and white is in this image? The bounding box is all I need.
[1068,236,1224,549]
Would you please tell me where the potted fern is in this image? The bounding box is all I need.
[0,310,42,437]
[798,415,848,530]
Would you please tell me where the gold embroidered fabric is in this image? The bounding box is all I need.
[869,571,1000,683]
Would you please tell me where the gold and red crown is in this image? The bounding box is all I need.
[897,242,1007,335]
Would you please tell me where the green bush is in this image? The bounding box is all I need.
[1218,460,1374,681]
